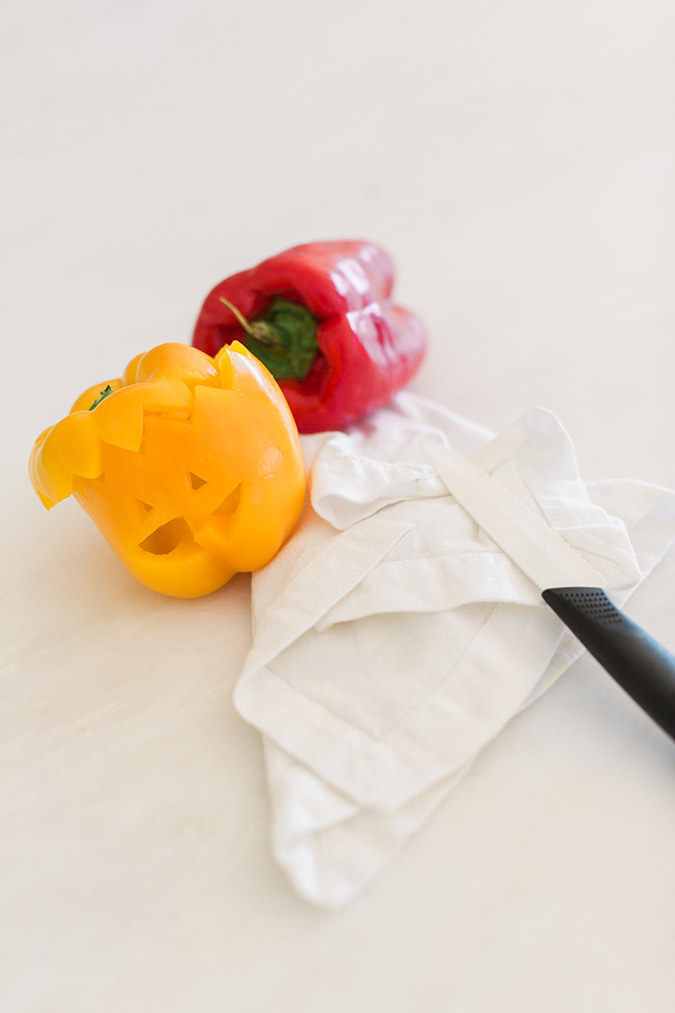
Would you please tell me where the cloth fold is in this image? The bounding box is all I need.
[233,393,675,908]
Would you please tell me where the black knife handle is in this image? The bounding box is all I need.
[542,587,675,742]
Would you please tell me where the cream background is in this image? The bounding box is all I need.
[2,1,674,1010]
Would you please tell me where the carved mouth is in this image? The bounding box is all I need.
[139,517,194,555]
[137,482,243,558]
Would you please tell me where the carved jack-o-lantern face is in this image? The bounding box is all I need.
[29,342,306,598]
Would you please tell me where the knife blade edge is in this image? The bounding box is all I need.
[425,441,608,592]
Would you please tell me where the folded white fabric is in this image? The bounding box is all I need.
[233,393,675,908]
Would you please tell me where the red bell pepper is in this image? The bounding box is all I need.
[192,241,427,433]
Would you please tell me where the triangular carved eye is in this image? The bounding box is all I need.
[214,483,242,518]
[189,472,207,490]
[137,499,153,515]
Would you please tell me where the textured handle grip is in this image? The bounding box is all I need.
[542,587,675,741]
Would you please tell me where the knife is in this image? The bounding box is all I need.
[426,442,675,741]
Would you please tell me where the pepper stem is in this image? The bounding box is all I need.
[218,297,276,347]
[217,294,320,381]
[89,385,114,411]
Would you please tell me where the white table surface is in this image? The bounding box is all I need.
[2,2,674,1010]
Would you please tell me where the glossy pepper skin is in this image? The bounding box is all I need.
[29,342,306,598]
[192,241,427,433]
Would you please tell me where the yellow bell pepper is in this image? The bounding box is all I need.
[29,342,306,598]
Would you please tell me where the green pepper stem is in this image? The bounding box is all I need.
[219,296,276,347]
[218,295,319,382]
[89,385,114,411]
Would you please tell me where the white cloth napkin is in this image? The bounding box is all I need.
[233,393,675,908]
